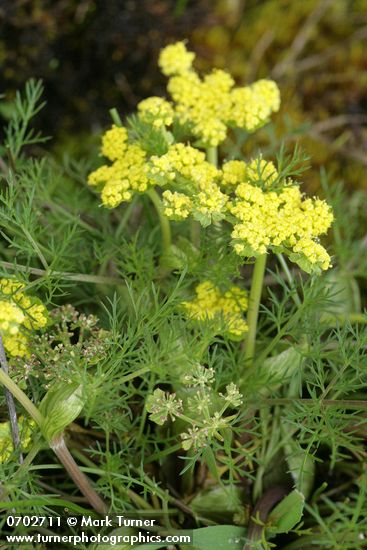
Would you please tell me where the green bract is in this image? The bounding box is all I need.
[40,383,85,442]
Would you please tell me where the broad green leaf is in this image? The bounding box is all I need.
[267,489,304,534]
[191,485,245,523]
[324,270,361,314]
[283,437,315,498]
[288,252,322,274]
[320,270,362,325]
[162,236,199,271]
[260,347,303,396]
[192,525,247,550]
[133,526,248,550]
[202,446,220,482]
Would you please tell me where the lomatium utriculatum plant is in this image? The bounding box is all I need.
[88,41,333,362]
[1,45,367,549]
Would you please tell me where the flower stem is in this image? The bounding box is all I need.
[189,145,218,249]
[189,218,201,249]
[51,434,108,514]
[206,146,218,167]
[244,254,267,364]
[109,108,123,126]
[276,253,301,306]
[147,188,172,256]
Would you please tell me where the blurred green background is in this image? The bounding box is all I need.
[1,0,366,190]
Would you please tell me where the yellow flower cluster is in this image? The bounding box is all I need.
[158,42,280,146]
[162,190,192,220]
[182,281,248,338]
[230,80,280,132]
[0,278,48,357]
[137,96,174,128]
[88,126,149,208]
[150,144,228,225]
[101,125,128,161]
[150,143,206,182]
[229,184,334,272]
[0,417,34,462]
[158,41,195,76]
[87,42,332,276]
[221,160,247,189]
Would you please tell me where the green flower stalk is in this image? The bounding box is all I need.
[244,254,267,364]
[146,188,172,256]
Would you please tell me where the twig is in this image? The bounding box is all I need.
[307,130,367,166]
[290,25,367,75]
[272,0,334,78]
[311,114,367,134]
[0,260,122,285]
[247,30,275,81]
[0,335,23,463]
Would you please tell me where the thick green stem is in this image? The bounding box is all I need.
[244,254,267,364]
[147,188,172,256]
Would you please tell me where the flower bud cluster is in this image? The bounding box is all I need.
[146,364,243,451]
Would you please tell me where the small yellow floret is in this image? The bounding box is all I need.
[229,177,333,271]
[159,42,195,76]
[101,125,128,161]
[162,190,193,220]
[221,160,247,188]
[89,143,149,208]
[150,144,206,183]
[230,79,280,132]
[195,184,228,217]
[138,97,174,128]
[0,301,24,334]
